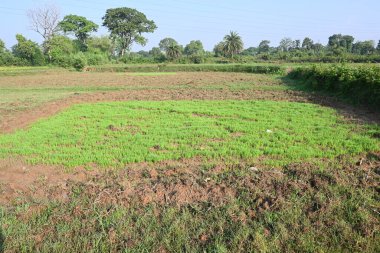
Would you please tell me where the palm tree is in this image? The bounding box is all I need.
[166,44,182,61]
[222,31,244,58]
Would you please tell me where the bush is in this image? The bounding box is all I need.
[288,64,380,109]
[72,54,87,71]
[85,53,108,66]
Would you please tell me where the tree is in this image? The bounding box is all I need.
[328,34,355,52]
[166,44,182,60]
[241,47,258,56]
[213,42,225,57]
[0,39,5,53]
[279,37,294,52]
[222,31,244,58]
[258,40,270,53]
[294,40,301,49]
[376,40,380,52]
[312,43,324,53]
[149,47,163,59]
[159,38,178,52]
[12,34,44,65]
[87,36,113,54]
[353,41,375,55]
[58,15,98,51]
[184,40,204,56]
[27,4,60,54]
[102,7,157,56]
[302,37,314,50]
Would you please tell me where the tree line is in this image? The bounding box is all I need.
[1,5,380,69]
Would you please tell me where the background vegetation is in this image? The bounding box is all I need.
[1,6,380,70]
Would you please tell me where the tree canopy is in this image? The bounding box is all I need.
[222,31,244,57]
[59,15,98,50]
[12,34,44,65]
[159,38,178,52]
[102,7,157,56]
[184,40,204,56]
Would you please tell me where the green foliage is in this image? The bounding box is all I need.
[87,36,112,54]
[48,35,75,65]
[72,53,87,71]
[213,41,225,57]
[89,63,285,74]
[59,15,99,51]
[222,31,244,58]
[166,44,182,61]
[184,40,204,56]
[0,100,377,168]
[102,7,157,56]
[159,37,178,52]
[0,39,5,52]
[149,46,165,61]
[258,40,270,54]
[328,34,355,52]
[352,40,376,55]
[288,64,380,109]
[12,34,45,66]
[302,37,314,50]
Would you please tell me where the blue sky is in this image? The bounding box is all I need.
[0,0,379,51]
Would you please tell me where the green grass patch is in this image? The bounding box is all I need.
[0,100,378,168]
[88,63,285,74]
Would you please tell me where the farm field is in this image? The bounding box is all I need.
[0,68,379,252]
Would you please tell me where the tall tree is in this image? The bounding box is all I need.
[184,40,204,56]
[166,44,182,60]
[376,40,380,52]
[12,34,44,65]
[102,8,157,56]
[294,40,301,49]
[279,38,294,52]
[258,40,270,53]
[27,4,60,55]
[159,38,178,52]
[222,31,244,58]
[328,34,355,52]
[302,37,314,50]
[213,42,224,57]
[58,15,98,51]
[353,41,376,55]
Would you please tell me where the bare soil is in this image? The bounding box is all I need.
[1,153,379,209]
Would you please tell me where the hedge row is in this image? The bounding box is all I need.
[288,64,380,109]
[86,64,285,75]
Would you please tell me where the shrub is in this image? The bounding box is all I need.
[288,64,380,109]
[72,54,87,71]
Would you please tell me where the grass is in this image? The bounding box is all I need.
[0,68,379,252]
[87,63,286,74]
[1,155,379,252]
[0,100,378,168]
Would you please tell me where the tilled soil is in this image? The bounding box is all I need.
[1,153,379,210]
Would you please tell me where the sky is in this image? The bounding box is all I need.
[0,0,379,51]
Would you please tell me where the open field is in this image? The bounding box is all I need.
[0,68,379,252]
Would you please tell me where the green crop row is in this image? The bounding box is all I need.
[86,63,285,74]
[288,64,380,109]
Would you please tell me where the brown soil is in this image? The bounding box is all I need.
[1,153,379,210]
